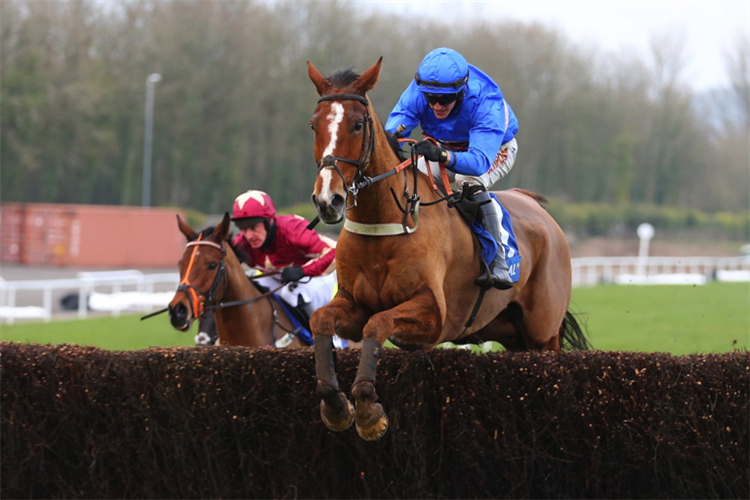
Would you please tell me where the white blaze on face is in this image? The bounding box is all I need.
[318,102,345,202]
[323,102,344,157]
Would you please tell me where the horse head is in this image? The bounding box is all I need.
[307,57,383,224]
[168,213,231,332]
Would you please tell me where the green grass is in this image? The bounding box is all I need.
[570,282,749,355]
[0,313,194,351]
[1,283,748,354]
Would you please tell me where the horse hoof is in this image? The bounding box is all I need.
[320,398,354,432]
[355,402,389,441]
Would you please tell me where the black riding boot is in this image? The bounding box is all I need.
[297,296,315,322]
[473,191,514,290]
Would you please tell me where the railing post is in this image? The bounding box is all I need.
[78,281,89,319]
[43,287,52,322]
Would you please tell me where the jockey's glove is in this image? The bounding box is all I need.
[414,139,450,164]
[281,266,305,283]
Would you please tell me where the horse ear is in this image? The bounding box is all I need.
[354,56,382,94]
[176,214,196,241]
[213,212,231,242]
[307,60,331,96]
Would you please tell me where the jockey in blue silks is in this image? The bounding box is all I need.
[385,47,520,290]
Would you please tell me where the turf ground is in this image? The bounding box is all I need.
[2,282,748,354]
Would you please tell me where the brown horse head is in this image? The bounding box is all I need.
[168,213,231,331]
[307,58,383,224]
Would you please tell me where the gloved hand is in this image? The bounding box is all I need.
[280,266,305,283]
[414,140,449,164]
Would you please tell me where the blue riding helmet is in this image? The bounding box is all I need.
[414,48,470,95]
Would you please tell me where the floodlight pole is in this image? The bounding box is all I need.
[142,73,162,207]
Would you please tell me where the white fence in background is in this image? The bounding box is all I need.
[0,270,179,324]
[1,257,748,324]
[572,256,750,287]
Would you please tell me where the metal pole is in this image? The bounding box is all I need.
[142,73,161,207]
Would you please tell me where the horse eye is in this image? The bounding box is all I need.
[354,121,363,132]
[208,262,218,271]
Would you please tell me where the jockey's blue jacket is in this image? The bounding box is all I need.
[385,64,519,177]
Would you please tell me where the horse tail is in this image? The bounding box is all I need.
[511,188,549,205]
[560,311,592,350]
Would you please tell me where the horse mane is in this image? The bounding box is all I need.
[384,127,407,160]
[327,67,360,89]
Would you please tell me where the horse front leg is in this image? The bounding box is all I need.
[314,334,354,431]
[352,288,442,441]
[310,290,369,432]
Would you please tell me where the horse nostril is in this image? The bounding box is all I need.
[311,194,320,211]
[330,194,345,212]
[169,303,188,327]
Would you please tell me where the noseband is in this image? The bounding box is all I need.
[176,237,227,320]
[316,93,376,207]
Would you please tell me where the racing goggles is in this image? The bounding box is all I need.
[423,92,459,106]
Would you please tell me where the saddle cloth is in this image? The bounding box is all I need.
[468,193,522,283]
[270,296,314,346]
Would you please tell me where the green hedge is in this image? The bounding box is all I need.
[546,201,750,239]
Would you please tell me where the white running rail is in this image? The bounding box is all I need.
[1,257,748,324]
[572,256,750,287]
[1,270,179,324]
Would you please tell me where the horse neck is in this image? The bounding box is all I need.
[214,247,276,347]
[348,113,423,224]
[347,121,438,224]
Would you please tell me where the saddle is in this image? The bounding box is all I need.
[446,184,489,225]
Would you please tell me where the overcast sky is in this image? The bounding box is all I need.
[355,0,749,92]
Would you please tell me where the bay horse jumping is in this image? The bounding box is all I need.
[168,213,308,348]
[307,58,590,440]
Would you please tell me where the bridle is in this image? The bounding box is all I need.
[176,236,227,320]
[315,93,376,210]
[314,92,421,235]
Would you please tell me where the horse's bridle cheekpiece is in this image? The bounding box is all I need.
[316,93,375,207]
[316,92,421,235]
[177,236,227,319]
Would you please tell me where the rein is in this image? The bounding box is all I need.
[140,264,288,321]
[206,281,285,311]
[207,280,303,345]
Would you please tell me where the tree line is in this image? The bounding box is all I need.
[1,0,748,215]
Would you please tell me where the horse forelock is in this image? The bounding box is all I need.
[327,67,360,90]
[190,226,237,252]
[192,226,216,242]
